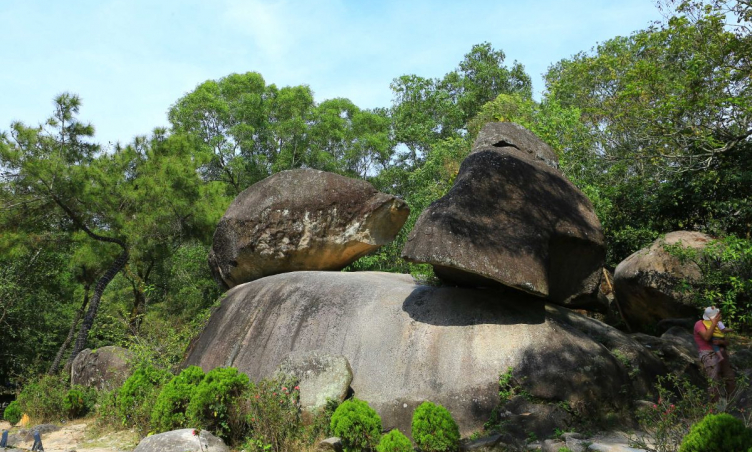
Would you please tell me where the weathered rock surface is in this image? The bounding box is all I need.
[614,231,711,330]
[132,429,228,452]
[275,352,353,422]
[402,123,605,308]
[71,346,133,391]
[631,326,704,385]
[184,271,665,436]
[208,169,409,289]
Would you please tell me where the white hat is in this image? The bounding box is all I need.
[703,306,720,321]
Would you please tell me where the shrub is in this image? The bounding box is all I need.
[244,376,301,452]
[679,413,752,452]
[16,374,69,422]
[118,365,171,432]
[63,387,95,419]
[411,401,459,452]
[330,398,382,452]
[377,429,413,452]
[151,365,205,433]
[186,367,250,443]
[3,400,22,424]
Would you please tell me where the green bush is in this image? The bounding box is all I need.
[377,429,413,452]
[63,387,95,419]
[3,400,22,424]
[151,365,205,433]
[186,367,250,443]
[118,365,171,431]
[679,413,752,452]
[330,398,382,452]
[244,376,301,452]
[411,401,459,452]
[16,374,69,422]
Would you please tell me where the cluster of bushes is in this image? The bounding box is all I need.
[4,365,464,452]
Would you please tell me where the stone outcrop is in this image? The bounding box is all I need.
[70,346,133,391]
[184,271,665,436]
[209,169,409,289]
[614,231,711,330]
[132,429,228,452]
[401,123,605,308]
[275,352,353,422]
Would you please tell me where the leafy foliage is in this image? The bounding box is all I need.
[679,413,752,452]
[244,376,301,452]
[117,365,171,431]
[63,387,95,419]
[3,400,21,424]
[16,374,69,423]
[377,429,413,452]
[151,365,205,432]
[411,401,460,452]
[186,367,250,442]
[330,398,382,452]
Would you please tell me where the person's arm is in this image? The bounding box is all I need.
[699,314,721,342]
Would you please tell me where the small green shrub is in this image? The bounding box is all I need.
[63,387,95,419]
[118,365,171,432]
[186,367,250,443]
[330,398,382,452]
[411,401,459,452]
[151,365,205,433]
[679,413,752,452]
[377,429,413,452]
[244,376,301,452]
[16,374,69,422]
[94,388,121,430]
[3,400,22,424]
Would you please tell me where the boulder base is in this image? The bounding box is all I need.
[184,271,664,436]
[71,346,133,391]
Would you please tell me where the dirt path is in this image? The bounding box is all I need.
[1,420,139,452]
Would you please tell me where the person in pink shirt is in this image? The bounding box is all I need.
[694,306,735,400]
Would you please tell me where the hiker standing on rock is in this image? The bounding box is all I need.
[694,306,736,400]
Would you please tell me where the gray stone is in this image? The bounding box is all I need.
[630,327,703,385]
[402,123,605,309]
[317,437,343,451]
[471,122,559,170]
[542,439,568,452]
[614,231,711,330]
[132,429,228,452]
[71,346,133,391]
[275,352,352,422]
[184,271,666,436]
[208,169,409,289]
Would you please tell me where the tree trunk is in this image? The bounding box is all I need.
[67,248,129,366]
[48,284,90,375]
[129,282,146,335]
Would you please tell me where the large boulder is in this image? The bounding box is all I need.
[209,169,409,289]
[402,123,605,308]
[184,271,665,436]
[133,429,228,452]
[71,346,133,391]
[614,231,711,330]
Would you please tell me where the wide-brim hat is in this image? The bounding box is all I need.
[703,306,720,321]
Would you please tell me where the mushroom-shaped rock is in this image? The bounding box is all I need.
[184,271,665,436]
[401,122,605,308]
[614,231,711,330]
[71,346,133,391]
[133,429,228,452]
[209,169,409,289]
[275,352,353,423]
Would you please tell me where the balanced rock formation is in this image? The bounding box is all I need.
[71,346,133,391]
[185,271,665,436]
[402,122,605,308]
[209,169,409,289]
[133,429,228,452]
[614,231,711,330]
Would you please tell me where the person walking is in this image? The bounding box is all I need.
[694,306,736,401]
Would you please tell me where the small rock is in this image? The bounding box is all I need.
[542,439,567,452]
[132,428,228,452]
[317,437,343,451]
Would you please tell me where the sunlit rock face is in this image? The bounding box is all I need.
[208,169,409,290]
[402,122,606,309]
[184,271,665,436]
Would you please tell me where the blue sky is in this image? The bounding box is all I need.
[1,0,664,147]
